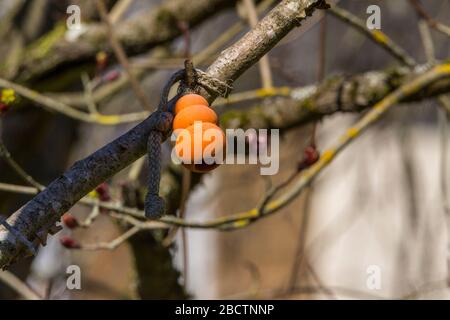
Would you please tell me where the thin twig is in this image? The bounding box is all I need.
[79,205,100,228]
[127,156,145,181]
[1,58,450,234]
[81,63,449,232]
[418,20,436,61]
[223,283,384,299]
[0,77,149,125]
[161,167,191,290]
[416,8,450,211]
[96,0,153,111]
[159,64,450,230]
[0,60,448,236]
[1,0,442,268]
[329,5,416,68]
[0,182,37,195]
[109,0,134,24]
[0,140,44,191]
[286,187,313,292]
[81,226,140,251]
[109,212,167,229]
[0,182,158,226]
[243,0,274,89]
[286,16,328,295]
[417,15,450,280]
[409,0,450,37]
[15,0,238,82]
[50,0,278,111]
[439,98,450,215]
[0,271,41,300]
[81,73,99,115]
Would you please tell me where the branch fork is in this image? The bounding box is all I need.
[0,0,329,269]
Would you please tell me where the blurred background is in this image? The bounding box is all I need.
[0,0,449,299]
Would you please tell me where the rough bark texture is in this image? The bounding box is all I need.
[0,0,327,270]
[202,0,329,100]
[221,66,450,130]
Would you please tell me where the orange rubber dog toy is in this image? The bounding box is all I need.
[173,94,226,172]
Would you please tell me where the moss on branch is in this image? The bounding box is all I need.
[221,65,450,130]
[9,0,241,82]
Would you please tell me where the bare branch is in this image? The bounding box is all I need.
[9,0,242,82]
[243,0,274,89]
[329,5,416,68]
[409,0,450,37]
[80,226,140,251]
[0,77,148,125]
[159,63,450,230]
[47,0,277,110]
[0,270,41,300]
[0,140,44,191]
[109,0,134,24]
[0,0,328,269]
[96,0,153,110]
[221,65,450,130]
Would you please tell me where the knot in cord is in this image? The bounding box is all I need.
[195,69,233,98]
[144,62,232,219]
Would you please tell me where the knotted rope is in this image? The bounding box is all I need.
[144,62,232,219]
[195,69,233,98]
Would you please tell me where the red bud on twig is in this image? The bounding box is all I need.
[298,145,320,171]
[62,213,79,229]
[60,236,81,249]
[96,183,111,202]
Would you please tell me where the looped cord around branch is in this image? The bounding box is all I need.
[144,64,233,219]
[144,70,184,219]
[195,69,233,98]
[157,66,234,113]
[157,69,186,113]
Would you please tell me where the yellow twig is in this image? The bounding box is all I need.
[2,65,450,231]
[96,0,153,111]
[161,63,450,230]
[329,5,416,68]
[243,0,274,89]
[0,271,41,300]
[0,77,149,125]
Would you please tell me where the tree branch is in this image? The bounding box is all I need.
[0,270,41,300]
[8,0,243,82]
[328,5,416,68]
[0,0,328,270]
[221,64,450,129]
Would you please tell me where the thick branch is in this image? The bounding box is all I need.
[2,61,450,235]
[9,0,240,82]
[221,64,450,129]
[202,0,328,101]
[0,0,327,269]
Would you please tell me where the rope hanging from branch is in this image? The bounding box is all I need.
[144,61,233,219]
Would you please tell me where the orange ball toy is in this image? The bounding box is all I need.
[173,94,226,173]
[174,122,226,171]
[173,105,218,131]
[174,93,209,114]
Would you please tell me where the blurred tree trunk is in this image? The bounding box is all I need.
[128,232,187,299]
